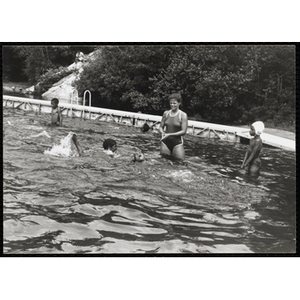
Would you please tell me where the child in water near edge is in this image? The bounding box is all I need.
[51,98,62,126]
[241,121,265,177]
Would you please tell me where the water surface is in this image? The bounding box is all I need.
[3,108,296,254]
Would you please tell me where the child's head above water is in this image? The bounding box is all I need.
[51,98,59,107]
[103,139,117,152]
[141,122,150,133]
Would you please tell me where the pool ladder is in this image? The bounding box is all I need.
[70,89,91,119]
[82,90,92,119]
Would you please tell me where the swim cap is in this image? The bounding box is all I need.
[252,121,265,135]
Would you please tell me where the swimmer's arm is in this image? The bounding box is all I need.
[72,134,83,156]
[241,151,249,168]
[76,143,83,156]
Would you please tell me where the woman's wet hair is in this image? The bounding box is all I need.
[168,93,182,103]
[103,138,117,150]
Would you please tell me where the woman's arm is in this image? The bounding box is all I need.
[159,111,167,135]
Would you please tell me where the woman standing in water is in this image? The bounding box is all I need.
[159,93,188,160]
[241,121,265,177]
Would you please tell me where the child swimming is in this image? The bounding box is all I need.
[44,132,83,157]
[103,138,118,157]
[241,121,264,177]
[103,138,144,162]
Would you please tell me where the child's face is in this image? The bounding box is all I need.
[51,101,58,108]
[249,125,256,136]
[110,144,117,152]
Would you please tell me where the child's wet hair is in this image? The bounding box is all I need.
[51,98,59,105]
[103,138,117,150]
[141,123,150,132]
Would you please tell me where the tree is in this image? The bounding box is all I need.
[2,45,96,83]
[74,44,296,127]
[76,45,173,111]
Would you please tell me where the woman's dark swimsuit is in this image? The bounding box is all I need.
[161,110,183,152]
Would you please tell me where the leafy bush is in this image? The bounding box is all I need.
[38,66,73,90]
[41,45,295,129]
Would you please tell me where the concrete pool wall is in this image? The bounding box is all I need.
[3,95,295,152]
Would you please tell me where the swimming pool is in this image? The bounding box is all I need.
[3,108,296,254]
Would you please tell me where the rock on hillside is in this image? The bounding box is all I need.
[42,73,80,103]
[41,50,100,104]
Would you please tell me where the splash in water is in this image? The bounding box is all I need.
[44,132,78,157]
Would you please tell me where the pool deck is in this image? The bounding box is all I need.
[3,95,295,152]
[236,130,295,152]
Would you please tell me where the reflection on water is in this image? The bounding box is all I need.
[3,108,296,254]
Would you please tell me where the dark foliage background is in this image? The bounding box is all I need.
[3,44,295,128]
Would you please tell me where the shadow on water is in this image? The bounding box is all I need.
[3,108,296,254]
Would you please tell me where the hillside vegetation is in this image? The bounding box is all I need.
[3,45,295,131]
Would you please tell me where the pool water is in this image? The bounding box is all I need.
[3,108,296,254]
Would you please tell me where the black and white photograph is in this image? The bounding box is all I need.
[2,43,296,255]
[1,1,299,299]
